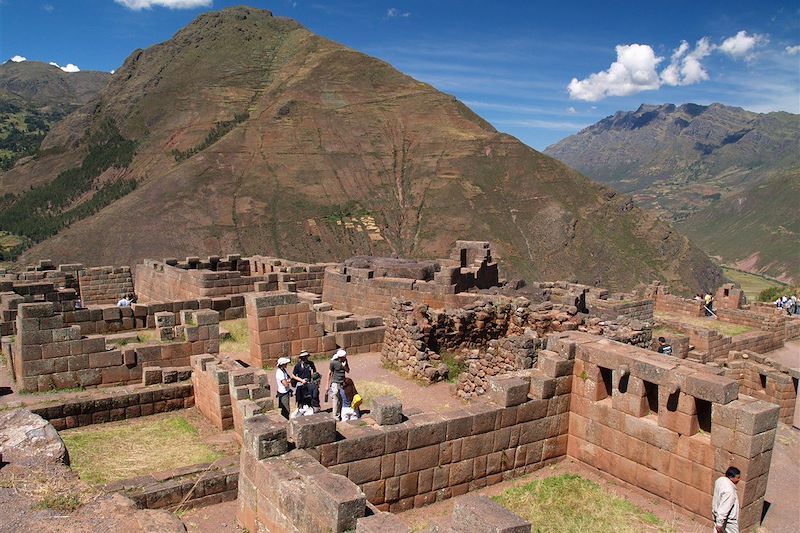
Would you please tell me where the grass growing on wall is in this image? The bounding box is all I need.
[493,474,673,533]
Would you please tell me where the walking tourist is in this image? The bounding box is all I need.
[293,350,321,413]
[275,357,306,419]
[712,467,741,533]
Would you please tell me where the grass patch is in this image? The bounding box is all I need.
[220,318,249,354]
[655,313,753,337]
[35,493,82,512]
[722,267,788,302]
[61,414,223,485]
[652,327,685,339]
[357,380,403,407]
[441,351,467,383]
[493,474,673,533]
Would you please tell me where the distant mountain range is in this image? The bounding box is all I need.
[545,103,799,283]
[0,61,109,171]
[0,7,722,293]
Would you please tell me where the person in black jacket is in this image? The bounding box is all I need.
[293,351,321,413]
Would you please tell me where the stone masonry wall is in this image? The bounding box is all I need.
[134,260,265,301]
[12,302,219,392]
[248,256,334,295]
[29,380,194,431]
[78,266,134,305]
[725,351,798,425]
[558,331,778,531]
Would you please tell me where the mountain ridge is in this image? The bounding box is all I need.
[544,102,799,282]
[0,7,721,293]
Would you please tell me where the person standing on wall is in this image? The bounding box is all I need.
[712,467,741,533]
[327,349,349,420]
[275,357,306,419]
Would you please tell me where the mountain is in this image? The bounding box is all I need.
[544,103,800,283]
[0,7,721,293]
[0,61,110,171]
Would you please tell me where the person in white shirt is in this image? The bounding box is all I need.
[117,295,131,308]
[275,357,306,419]
[712,467,741,533]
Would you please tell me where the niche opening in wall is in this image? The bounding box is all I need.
[644,381,659,414]
[666,391,680,412]
[696,398,712,433]
[618,373,630,394]
[599,367,613,399]
[759,373,767,390]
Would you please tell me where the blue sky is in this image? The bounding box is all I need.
[1,0,798,149]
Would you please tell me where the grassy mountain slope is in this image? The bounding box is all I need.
[0,61,109,171]
[544,103,799,282]
[2,7,721,293]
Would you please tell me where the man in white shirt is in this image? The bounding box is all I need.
[712,467,741,533]
[275,357,306,419]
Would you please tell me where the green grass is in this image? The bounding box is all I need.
[220,318,250,354]
[35,493,82,512]
[61,415,223,485]
[441,352,467,383]
[652,327,685,339]
[655,313,753,336]
[493,474,673,533]
[722,267,787,302]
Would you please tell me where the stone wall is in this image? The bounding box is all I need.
[134,260,265,301]
[29,380,194,431]
[0,280,79,335]
[78,266,134,305]
[190,354,273,437]
[322,241,500,318]
[654,290,705,317]
[248,256,334,295]
[725,351,798,425]
[243,291,386,367]
[12,302,219,392]
[558,331,778,531]
[109,456,239,511]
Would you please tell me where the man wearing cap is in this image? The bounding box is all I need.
[327,349,349,420]
[275,357,306,419]
[293,351,321,413]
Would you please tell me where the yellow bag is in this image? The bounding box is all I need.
[351,393,363,411]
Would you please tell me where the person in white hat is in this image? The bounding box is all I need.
[275,356,306,419]
[326,349,349,420]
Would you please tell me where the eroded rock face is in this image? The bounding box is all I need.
[0,409,68,465]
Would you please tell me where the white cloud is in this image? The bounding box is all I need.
[785,45,800,56]
[386,7,410,18]
[110,69,116,74]
[10,55,27,62]
[114,0,212,10]
[567,44,663,101]
[718,30,766,59]
[661,38,713,86]
[48,62,80,72]
[566,106,577,114]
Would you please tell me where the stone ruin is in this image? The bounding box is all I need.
[0,241,798,532]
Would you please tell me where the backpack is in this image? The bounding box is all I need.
[351,394,363,411]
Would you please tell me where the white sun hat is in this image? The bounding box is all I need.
[332,349,347,360]
[277,357,291,366]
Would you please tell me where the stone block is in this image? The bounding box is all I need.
[452,494,531,533]
[371,396,403,425]
[289,413,337,448]
[243,414,288,459]
[143,367,162,385]
[683,373,738,405]
[17,302,54,319]
[735,400,780,436]
[155,311,176,328]
[355,513,410,532]
[488,376,530,407]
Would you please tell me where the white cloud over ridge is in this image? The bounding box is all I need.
[568,30,768,101]
[718,31,766,59]
[49,62,80,72]
[567,44,662,101]
[661,38,713,86]
[114,0,212,10]
[10,55,27,62]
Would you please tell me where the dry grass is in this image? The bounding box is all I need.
[220,318,250,355]
[493,474,673,533]
[357,380,403,407]
[60,414,223,485]
[655,313,753,336]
